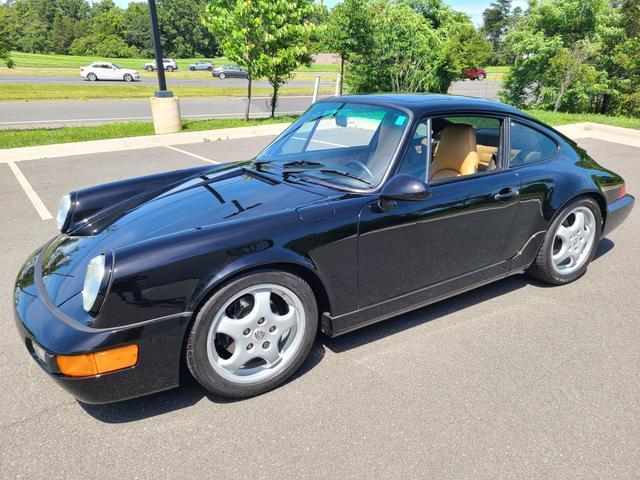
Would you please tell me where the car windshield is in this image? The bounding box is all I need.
[255,102,409,188]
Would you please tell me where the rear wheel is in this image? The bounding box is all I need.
[167,66,174,72]
[189,66,195,71]
[186,270,318,398]
[123,74,133,82]
[528,197,602,285]
[145,65,153,72]
[87,72,97,81]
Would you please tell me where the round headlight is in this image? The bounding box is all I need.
[82,254,106,313]
[56,194,71,231]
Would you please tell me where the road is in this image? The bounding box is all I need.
[0,96,318,129]
[0,73,333,88]
[0,79,501,129]
[0,135,638,478]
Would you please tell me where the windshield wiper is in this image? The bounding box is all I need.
[283,168,373,187]
[282,160,325,168]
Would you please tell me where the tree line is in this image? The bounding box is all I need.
[1,0,638,119]
[486,0,640,117]
[2,0,219,59]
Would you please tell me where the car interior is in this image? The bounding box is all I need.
[400,116,502,182]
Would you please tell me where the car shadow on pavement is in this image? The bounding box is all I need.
[80,238,614,423]
[79,341,326,423]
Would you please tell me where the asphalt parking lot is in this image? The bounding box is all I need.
[0,136,638,478]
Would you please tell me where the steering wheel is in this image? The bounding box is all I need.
[345,160,375,183]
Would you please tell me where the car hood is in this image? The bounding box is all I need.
[121,68,138,74]
[39,165,326,308]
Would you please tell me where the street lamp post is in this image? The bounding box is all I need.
[147,0,171,97]
[146,0,181,133]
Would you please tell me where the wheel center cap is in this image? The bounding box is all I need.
[254,330,266,341]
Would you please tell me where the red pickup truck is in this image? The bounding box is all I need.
[464,68,487,80]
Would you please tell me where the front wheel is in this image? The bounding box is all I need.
[123,74,133,82]
[218,72,226,79]
[186,270,318,398]
[145,65,153,72]
[166,66,174,72]
[528,197,602,285]
[189,66,195,71]
[477,73,486,81]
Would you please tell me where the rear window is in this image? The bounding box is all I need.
[510,121,558,166]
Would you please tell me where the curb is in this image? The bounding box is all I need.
[0,123,291,163]
[555,122,640,148]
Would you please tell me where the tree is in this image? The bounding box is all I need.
[481,0,511,63]
[0,4,15,68]
[323,0,373,94]
[500,0,615,113]
[205,0,271,121]
[123,2,152,56]
[158,0,219,58]
[346,0,488,95]
[262,0,315,117]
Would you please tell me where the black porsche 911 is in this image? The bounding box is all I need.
[14,95,634,403]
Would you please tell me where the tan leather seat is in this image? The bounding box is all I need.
[429,124,479,180]
[477,144,497,166]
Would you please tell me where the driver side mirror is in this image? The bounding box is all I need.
[378,174,431,210]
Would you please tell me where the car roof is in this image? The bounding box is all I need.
[321,94,528,119]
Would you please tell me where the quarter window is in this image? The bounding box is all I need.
[509,121,558,166]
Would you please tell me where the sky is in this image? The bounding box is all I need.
[113,0,529,26]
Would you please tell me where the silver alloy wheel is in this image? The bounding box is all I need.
[206,283,306,384]
[551,206,597,275]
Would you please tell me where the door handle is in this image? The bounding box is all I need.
[494,188,519,200]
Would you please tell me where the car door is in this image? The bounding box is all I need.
[356,115,521,308]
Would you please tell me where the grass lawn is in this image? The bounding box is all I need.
[0,115,299,149]
[1,51,341,73]
[0,83,334,100]
[526,110,640,130]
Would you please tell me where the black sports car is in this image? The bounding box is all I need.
[14,95,634,403]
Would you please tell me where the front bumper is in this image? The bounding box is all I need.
[13,246,191,404]
[603,194,635,236]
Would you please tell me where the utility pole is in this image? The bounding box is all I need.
[147,0,181,133]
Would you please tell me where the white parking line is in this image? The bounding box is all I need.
[7,161,53,220]
[165,145,218,164]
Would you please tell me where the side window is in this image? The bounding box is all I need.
[509,121,558,166]
[396,115,503,182]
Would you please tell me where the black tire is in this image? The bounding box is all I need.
[189,66,195,71]
[218,72,226,79]
[145,65,153,72]
[207,66,213,71]
[87,72,97,81]
[470,76,476,80]
[477,73,486,81]
[123,74,133,82]
[186,270,318,398]
[167,66,174,72]
[527,197,602,285]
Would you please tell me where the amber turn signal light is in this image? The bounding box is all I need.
[56,345,138,377]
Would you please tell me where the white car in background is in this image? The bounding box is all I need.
[80,62,140,82]
[144,58,178,72]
